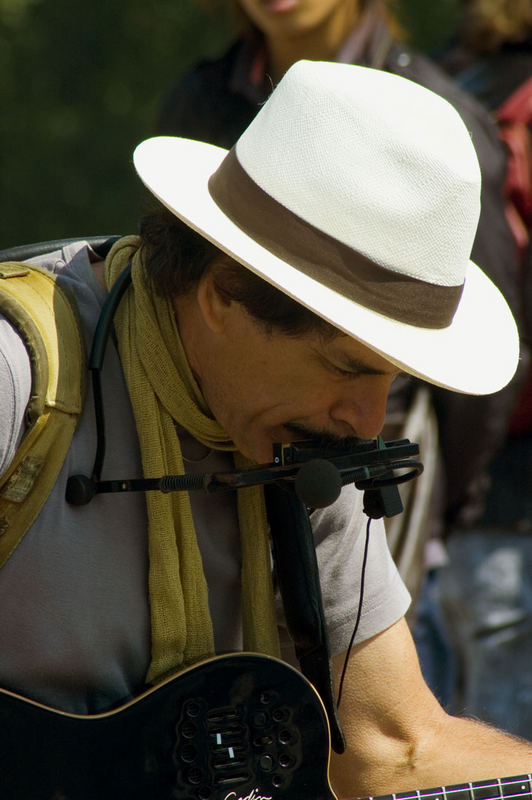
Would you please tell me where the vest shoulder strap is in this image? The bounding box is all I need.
[0,262,85,566]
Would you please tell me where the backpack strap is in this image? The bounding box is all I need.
[0,262,85,566]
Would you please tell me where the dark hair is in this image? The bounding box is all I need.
[139,199,337,338]
[459,0,532,52]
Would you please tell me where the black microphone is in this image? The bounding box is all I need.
[294,459,342,508]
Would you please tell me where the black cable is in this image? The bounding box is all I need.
[88,262,132,482]
[336,516,372,708]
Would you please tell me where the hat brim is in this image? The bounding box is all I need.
[134,136,519,396]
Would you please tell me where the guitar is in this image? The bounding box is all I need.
[0,652,529,800]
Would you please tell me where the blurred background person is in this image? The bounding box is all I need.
[435,0,532,738]
[442,0,532,111]
[156,0,525,714]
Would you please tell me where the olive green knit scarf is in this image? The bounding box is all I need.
[105,236,280,684]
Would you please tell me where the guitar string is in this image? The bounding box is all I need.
[369,792,532,800]
[370,786,532,800]
[336,515,372,707]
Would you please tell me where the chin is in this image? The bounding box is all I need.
[232,436,270,465]
[252,447,274,465]
[248,439,276,465]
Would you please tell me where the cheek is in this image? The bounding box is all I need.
[199,350,267,432]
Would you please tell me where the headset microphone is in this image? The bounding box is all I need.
[66,437,423,519]
[65,261,423,518]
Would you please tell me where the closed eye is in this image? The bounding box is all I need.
[329,363,362,379]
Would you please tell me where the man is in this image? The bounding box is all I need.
[0,61,530,798]
[156,0,526,704]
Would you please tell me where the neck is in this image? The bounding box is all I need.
[265,1,364,83]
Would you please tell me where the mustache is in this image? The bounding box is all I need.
[283,422,365,451]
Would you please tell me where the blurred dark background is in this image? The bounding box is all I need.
[0,0,461,248]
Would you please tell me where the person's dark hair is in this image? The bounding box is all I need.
[139,199,338,339]
[459,0,532,52]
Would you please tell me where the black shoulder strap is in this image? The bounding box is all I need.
[265,483,346,754]
[0,235,120,264]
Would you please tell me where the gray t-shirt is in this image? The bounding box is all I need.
[0,241,410,713]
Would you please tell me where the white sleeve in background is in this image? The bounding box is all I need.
[0,315,32,476]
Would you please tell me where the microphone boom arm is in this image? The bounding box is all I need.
[66,436,423,514]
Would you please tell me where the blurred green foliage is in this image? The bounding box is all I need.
[392,0,461,54]
[0,0,460,248]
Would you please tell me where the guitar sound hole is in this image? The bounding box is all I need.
[207,706,238,723]
[259,754,274,772]
[185,700,202,718]
[272,707,290,723]
[252,733,274,747]
[180,743,198,763]
[279,753,295,768]
[169,663,309,798]
[181,721,198,739]
[278,728,296,745]
[252,711,268,727]
[214,771,251,787]
[187,766,203,785]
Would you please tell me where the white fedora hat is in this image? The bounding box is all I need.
[133,60,518,395]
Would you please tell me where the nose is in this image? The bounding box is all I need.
[329,376,392,441]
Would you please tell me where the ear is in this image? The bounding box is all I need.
[196,268,232,334]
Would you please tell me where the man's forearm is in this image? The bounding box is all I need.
[331,711,532,800]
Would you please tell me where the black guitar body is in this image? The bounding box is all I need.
[0,652,335,800]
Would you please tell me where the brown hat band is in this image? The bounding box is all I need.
[208,148,464,330]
